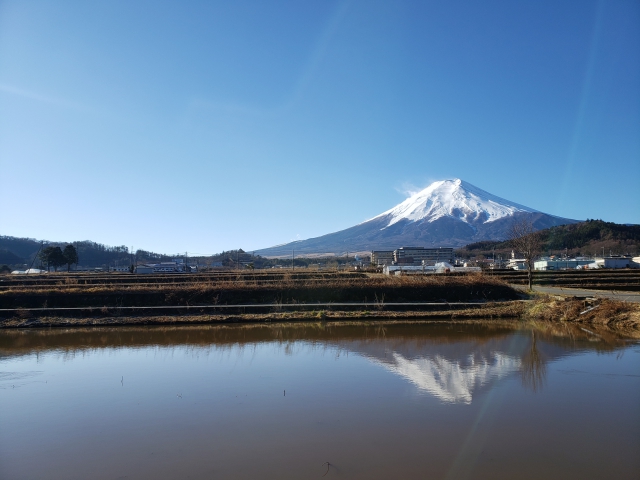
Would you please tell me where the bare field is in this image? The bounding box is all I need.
[0,272,519,311]
[1,272,639,334]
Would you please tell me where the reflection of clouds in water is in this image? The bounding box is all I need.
[373,353,521,404]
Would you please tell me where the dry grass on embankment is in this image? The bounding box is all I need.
[2,297,638,337]
[0,273,520,309]
[1,272,510,295]
[522,295,640,334]
[0,301,527,329]
[2,272,638,335]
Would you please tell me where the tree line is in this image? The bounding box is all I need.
[39,245,79,272]
[457,220,640,259]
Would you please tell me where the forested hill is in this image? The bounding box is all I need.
[0,235,337,271]
[0,236,171,269]
[456,220,640,259]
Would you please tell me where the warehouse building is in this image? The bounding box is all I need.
[534,258,593,271]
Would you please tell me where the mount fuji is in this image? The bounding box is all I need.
[256,179,578,256]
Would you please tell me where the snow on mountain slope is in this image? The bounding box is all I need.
[373,352,521,404]
[370,179,538,228]
[255,178,576,256]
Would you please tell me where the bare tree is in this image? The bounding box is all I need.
[508,218,543,290]
[521,330,547,392]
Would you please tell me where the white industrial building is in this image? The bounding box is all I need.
[534,258,593,271]
[593,256,634,269]
[135,260,189,274]
[384,262,481,275]
[534,255,639,270]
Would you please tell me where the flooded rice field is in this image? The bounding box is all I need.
[1,321,639,479]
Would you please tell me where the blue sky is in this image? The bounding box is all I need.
[1,0,638,255]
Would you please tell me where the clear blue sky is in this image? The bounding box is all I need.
[1,0,638,255]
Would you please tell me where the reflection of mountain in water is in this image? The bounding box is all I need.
[334,333,526,403]
[1,323,631,403]
[371,352,520,403]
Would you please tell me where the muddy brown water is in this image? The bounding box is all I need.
[1,321,638,479]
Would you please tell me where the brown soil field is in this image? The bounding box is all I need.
[0,273,519,310]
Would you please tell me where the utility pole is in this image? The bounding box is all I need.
[292,250,294,271]
[28,241,44,274]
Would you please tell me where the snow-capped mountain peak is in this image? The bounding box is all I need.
[256,178,575,256]
[373,179,538,227]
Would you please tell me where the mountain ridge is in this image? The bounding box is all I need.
[256,179,579,256]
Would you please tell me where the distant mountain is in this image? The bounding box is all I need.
[256,179,579,256]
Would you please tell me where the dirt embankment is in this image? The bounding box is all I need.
[523,295,640,333]
[1,301,527,329]
[2,272,639,334]
[0,274,519,310]
[2,297,638,334]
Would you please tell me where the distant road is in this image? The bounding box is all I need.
[511,285,640,303]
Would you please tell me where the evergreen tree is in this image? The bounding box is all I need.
[39,246,66,272]
[63,244,79,272]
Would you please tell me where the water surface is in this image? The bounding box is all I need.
[1,322,638,479]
